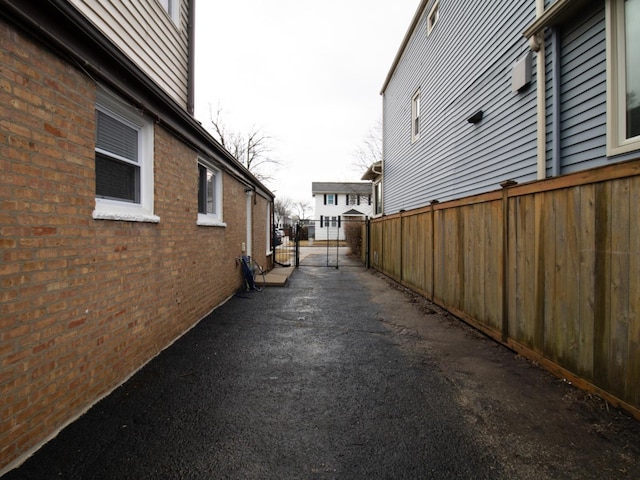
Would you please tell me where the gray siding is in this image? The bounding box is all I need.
[558,5,607,174]
[382,0,537,214]
[545,4,607,177]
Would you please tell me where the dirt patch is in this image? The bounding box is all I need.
[362,269,640,480]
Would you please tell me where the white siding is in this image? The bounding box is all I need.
[313,190,373,241]
[70,0,189,108]
[382,0,538,213]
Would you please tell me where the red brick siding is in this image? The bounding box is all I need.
[0,21,267,472]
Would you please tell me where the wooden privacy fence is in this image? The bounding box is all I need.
[369,159,640,419]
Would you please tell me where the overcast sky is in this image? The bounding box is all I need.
[194,0,418,207]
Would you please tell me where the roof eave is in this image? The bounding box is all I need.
[380,0,430,95]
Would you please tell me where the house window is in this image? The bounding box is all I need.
[93,89,157,222]
[411,89,421,143]
[158,0,180,23]
[348,194,359,205]
[374,181,382,215]
[321,216,339,228]
[607,0,640,155]
[95,110,139,203]
[197,160,225,227]
[325,194,336,205]
[427,0,440,35]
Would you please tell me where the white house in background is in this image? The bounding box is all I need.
[312,182,373,241]
[361,161,383,217]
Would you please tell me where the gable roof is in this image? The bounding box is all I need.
[342,208,365,216]
[312,182,371,195]
[361,161,382,181]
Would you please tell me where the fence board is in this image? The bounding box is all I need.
[543,191,559,361]
[385,218,401,280]
[485,200,503,331]
[593,181,612,390]
[534,193,546,354]
[565,188,582,372]
[403,214,426,291]
[447,208,462,310]
[511,196,523,342]
[434,209,446,304]
[512,195,537,347]
[467,203,485,322]
[577,184,595,377]
[424,210,434,297]
[609,179,630,400]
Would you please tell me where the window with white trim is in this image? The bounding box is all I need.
[197,160,225,227]
[411,89,421,143]
[607,0,640,155]
[320,216,339,228]
[427,0,440,35]
[158,0,180,24]
[94,90,157,223]
[374,180,382,215]
[266,202,272,253]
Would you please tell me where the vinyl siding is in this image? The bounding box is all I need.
[70,0,189,108]
[558,5,607,174]
[382,0,537,213]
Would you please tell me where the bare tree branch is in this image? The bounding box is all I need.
[207,103,282,182]
[274,197,292,227]
[352,119,383,174]
[292,200,312,222]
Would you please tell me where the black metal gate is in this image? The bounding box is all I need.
[293,218,369,268]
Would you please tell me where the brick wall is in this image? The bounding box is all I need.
[0,21,267,472]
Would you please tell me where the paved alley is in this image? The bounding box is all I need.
[4,261,640,479]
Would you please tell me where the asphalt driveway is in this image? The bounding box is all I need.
[4,260,640,479]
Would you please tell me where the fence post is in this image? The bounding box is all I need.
[400,211,405,282]
[295,222,300,268]
[365,217,370,269]
[500,180,517,343]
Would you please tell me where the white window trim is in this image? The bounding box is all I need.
[411,89,421,143]
[158,0,180,24]
[606,0,640,156]
[427,0,440,36]
[196,159,226,227]
[374,179,383,216]
[93,89,158,223]
[266,201,273,255]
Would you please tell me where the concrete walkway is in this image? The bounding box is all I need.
[4,257,640,479]
[262,265,294,287]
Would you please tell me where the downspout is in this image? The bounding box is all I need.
[187,0,196,115]
[534,0,546,180]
